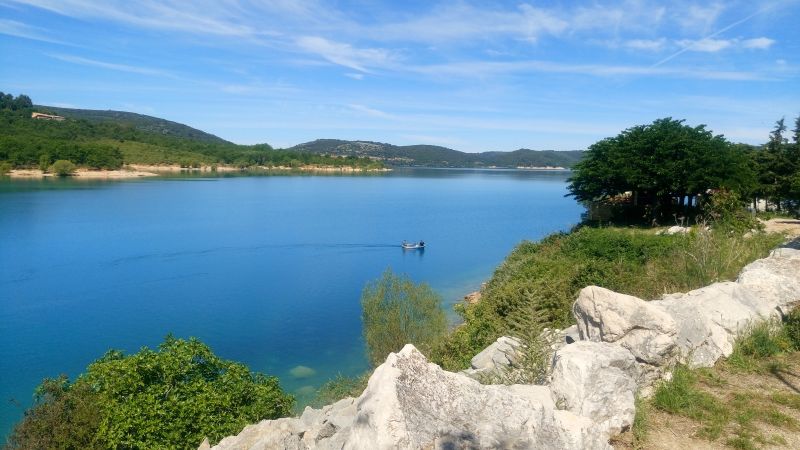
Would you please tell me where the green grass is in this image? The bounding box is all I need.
[643,321,800,449]
[430,226,783,371]
[727,322,793,372]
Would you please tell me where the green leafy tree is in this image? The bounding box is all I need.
[38,154,50,172]
[361,269,447,367]
[568,118,753,221]
[0,160,11,175]
[7,336,293,450]
[50,159,76,176]
[5,377,103,450]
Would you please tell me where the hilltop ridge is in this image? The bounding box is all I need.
[288,139,584,168]
[36,106,230,144]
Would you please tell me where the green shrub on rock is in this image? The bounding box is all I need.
[361,269,447,367]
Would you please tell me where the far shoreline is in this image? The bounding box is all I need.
[7,164,392,179]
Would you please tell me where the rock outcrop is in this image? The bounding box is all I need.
[573,245,800,373]
[207,242,800,450]
[550,341,637,436]
[210,345,610,450]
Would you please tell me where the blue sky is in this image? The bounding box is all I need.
[1,0,798,151]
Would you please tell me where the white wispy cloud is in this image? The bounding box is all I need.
[407,59,767,81]
[742,37,775,49]
[295,36,394,72]
[368,3,568,44]
[676,38,732,52]
[344,73,364,80]
[623,38,668,51]
[677,2,726,32]
[347,104,393,119]
[676,36,776,53]
[48,53,173,77]
[0,18,67,44]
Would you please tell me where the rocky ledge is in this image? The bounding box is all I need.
[206,241,800,450]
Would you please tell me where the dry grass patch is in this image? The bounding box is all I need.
[626,352,800,449]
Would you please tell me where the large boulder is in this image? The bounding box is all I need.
[468,335,522,373]
[210,345,611,450]
[659,282,767,367]
[550,341,637,436]
[573,286,678,369]
[737,247,800,316]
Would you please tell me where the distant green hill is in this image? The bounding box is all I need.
[289,139,583,168]
[36,106,230,144]
[0,92,383,171]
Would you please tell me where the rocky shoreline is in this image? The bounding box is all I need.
[204,238,800,450]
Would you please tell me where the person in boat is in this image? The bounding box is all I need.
[419,241,425,246]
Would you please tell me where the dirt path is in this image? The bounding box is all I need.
[616,353,800,449]
[762,218,800,238]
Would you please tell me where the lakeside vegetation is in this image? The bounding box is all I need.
[0,92,385,172]
[569,117,800,221]
[5,337,292,450]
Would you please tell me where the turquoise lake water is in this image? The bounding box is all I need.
[0,168,583,438]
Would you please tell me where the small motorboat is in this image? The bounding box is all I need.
[401,240,425,249]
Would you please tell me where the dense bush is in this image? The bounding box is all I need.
[0,160,11,175]
[49,160,76,176]
[701,189,760,233]
[431,227,783,371]
[6,336,294,450]
[5,377,103,450]
[361,269,447,367]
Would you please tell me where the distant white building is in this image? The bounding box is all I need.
[31,112,65,121]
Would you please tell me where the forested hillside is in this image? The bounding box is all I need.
[289,139,584,168]
[38,106,230,144]
[0,93,383,171]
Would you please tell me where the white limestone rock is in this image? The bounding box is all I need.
[469,335,521,371]
[659,282,766,367]
[737,247,800,315]
[550,341,637,436]
[210,345,611,450]
[658,226,690,235]
[573,286,678,367]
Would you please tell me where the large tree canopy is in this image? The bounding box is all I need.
[567,118,754,218]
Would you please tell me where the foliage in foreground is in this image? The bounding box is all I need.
[430,227,783,371]
[361,269,447,367]
[6,336,293,450]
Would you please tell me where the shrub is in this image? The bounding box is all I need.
[49,159,76,176]
[701,189,760,233]
[38,154,50,172]
[361,269,447,367]
[5,377,103,450]
[7,336,293,449]
[0,160,11,175]
[313,373,369,407]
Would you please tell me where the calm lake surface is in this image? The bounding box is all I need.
[0,168,582,437]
